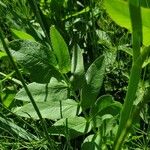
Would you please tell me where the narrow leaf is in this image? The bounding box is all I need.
[0,116,37,141]
[71,45,85,90]
[50,26,71,73]
[81,55,105,109]
[11,29,35,41]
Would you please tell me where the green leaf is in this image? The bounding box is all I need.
[13,99,79,120]
[90,95,122,117]
[0,51,7,59]
[50,26,71,73]
[49,117,91,138]
[70,45,85,90]
[11,29,35,41]
[96,30,112,47]
[90,95,122,128]
[90,95,114,116]
[81,134,101,150]
[15,77,68,102]
[9,40,62,83]
[0,116,37,141]
[1,88,15,107]
[54,117,91,133]
[104,0,150,46]
[81,55,105,109]
[118,45,133,56]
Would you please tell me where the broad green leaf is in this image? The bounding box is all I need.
[15,78,68,102]
[49,117,91,138]
[104,0,150,46]
[11,29,35,41]
[54,117,91,133]
[50,26,71,73]
[81,55,105,109]
[0,116,37,141]
[13,99,79,120]
[9,40,61,83]
[70,45,85,90]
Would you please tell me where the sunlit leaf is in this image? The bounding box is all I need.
[11,29,35,41]
[104,0,150,46]
[15,78,68,102]
[13,99,79,120]
[50,26,71,73]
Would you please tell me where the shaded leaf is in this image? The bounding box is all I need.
[9,40,61,83]
[90,95,122,128]
[81,134,101,150]
[70,45,85,90]
[81,55,105,109]
[90,95,122,118]
[0,116,37,141]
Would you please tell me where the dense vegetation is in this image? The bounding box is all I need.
[0,0,150,149]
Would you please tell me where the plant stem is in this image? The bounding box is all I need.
[113,0,143,149]
[0,29,54,148]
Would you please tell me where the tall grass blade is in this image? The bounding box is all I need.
[114,0,143,149]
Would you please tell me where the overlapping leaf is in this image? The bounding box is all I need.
[13,99,79,120]
[11,29,35,41]
[0,116,37,141]
[9,40,61,83]
[81,55,105,109]
[71,45,85,90]
[50,26,71,73]
[49,117,91,139]
[15,78,68,102]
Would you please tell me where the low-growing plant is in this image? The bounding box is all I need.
[0,0,150,149]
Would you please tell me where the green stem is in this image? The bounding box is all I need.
[0,71,22,86]
[114,58,142,150]
[115,48,150,148]
[0,29,53,148]
[113,0,143,149]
